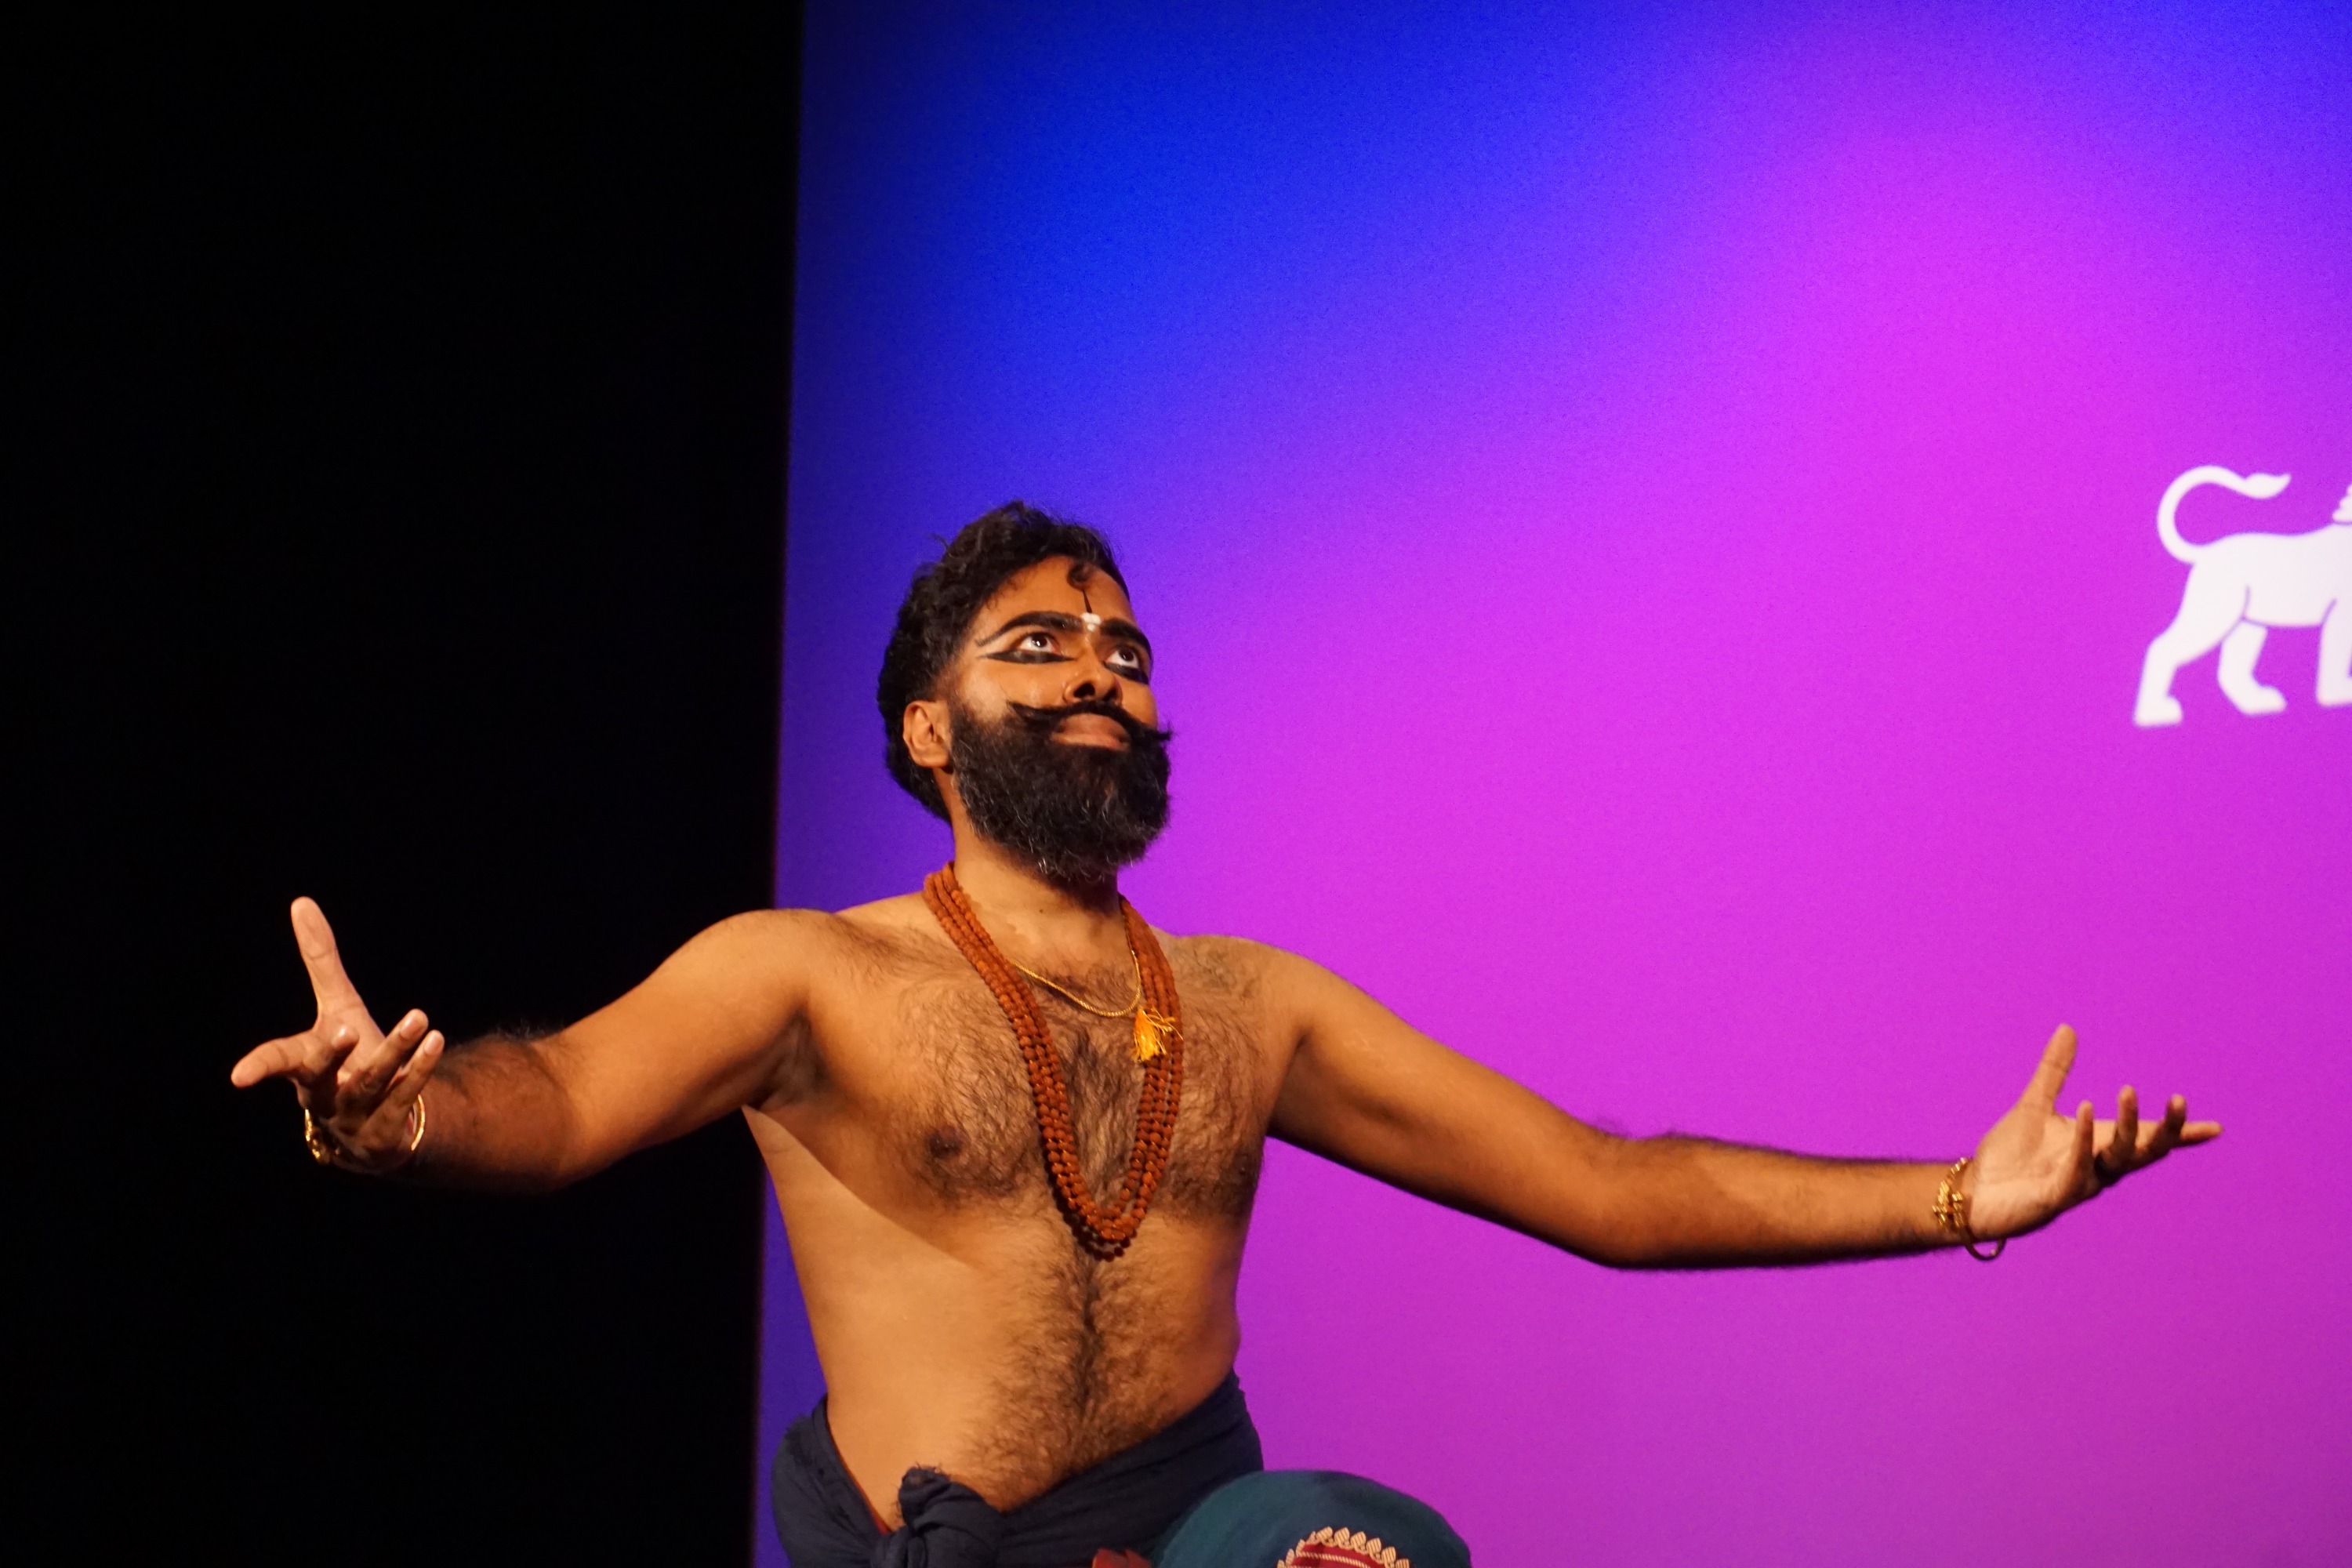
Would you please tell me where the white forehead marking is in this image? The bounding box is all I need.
[1080,612,1104,631]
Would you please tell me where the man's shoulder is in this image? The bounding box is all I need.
[1163,930,1277,963]
[1163,931,1321,997]
[827,891,941,948]
[695,898,939,972]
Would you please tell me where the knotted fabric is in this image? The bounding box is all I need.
[872,1469,1007,1567]
[770,1374,1263,1568]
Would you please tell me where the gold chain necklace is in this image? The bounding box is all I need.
[1007,949,1145,1019]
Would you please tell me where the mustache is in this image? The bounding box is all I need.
[1004,699,1172,748]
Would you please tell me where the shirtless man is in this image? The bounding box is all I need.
[232,503,2219,1567]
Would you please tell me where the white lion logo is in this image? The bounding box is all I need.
[2132,464,2352,727]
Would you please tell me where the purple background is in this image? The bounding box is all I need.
[760,5,2352,1562]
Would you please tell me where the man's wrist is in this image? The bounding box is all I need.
[303,1094,426,1174]
[1928,1156,2004,1260]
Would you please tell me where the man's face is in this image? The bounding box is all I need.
[903,557,1172,884]
[952,557,1158,736]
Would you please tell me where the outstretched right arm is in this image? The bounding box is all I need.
[230,897,822,1189]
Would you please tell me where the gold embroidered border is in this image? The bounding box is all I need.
[1275,1525,1410,1568]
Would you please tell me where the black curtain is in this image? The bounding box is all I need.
[24,10,799,1562]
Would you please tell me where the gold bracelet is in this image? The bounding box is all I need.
[302,1107,343,1167]
[1931,1156,2005,1261]
[301,1094,426,1171]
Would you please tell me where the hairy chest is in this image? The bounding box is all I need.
[874,955,1272,1225]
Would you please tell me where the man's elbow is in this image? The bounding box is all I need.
[1537,1131,1687,1270]
[1540,1218,1676,1272]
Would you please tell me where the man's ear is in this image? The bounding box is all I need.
[903,699,952,772]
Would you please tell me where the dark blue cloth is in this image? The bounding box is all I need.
[770,1374,1265,1568]
[1154,1471,1470,1568]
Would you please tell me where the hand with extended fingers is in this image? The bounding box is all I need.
[230,897,445,1174]
[1962,1024,2221,1242]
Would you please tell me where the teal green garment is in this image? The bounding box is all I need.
[1151,1471,1470,1566]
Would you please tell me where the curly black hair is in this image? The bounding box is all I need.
[877,502,1128,818]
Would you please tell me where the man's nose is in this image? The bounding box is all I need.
[1062,656,1119,704]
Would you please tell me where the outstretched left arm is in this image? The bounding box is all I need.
[1264,952,2220,1268]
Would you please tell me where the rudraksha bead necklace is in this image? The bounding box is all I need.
[923,862,1184,1259]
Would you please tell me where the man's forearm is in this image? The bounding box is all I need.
[401,1032,587,1191]
[1581,1134,1953,1269]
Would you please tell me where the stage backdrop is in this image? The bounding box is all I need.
[761,5,2351,1562]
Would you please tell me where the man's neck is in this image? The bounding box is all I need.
[943,826,1130,970]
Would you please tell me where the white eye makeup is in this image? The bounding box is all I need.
[980,612,1153,681]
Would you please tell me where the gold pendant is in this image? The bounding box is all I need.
[1132,1008,1174,1062]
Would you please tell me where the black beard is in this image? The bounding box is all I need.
[946,696,1172,887]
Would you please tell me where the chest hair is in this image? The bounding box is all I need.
[827,936,1275,1490]
[889,950,1265,1224]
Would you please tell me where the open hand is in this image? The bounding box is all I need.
[1964,1024,2221,1240]
[230,897,444,1173]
